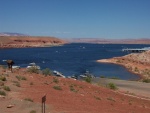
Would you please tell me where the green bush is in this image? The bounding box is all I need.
[0,90,6,96]
[3,86,11,91]
[84,76,92,83]
[42,68,52,76]
[107,83,117,90]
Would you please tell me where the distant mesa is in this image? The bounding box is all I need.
[0,32,28,36]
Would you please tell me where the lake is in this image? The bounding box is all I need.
[0,43,150,80]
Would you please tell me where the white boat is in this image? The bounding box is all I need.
[79,70,95,78]
[53,70,65,78]
[26,62,41,70]
[12,66,20,69]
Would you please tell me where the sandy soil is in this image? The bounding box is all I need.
[0,66,150,113]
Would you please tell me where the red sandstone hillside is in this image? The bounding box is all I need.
[0,36,66,48]
[0,67,150,113]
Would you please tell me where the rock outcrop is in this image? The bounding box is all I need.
[0,36,66,48]
[97,50,150,79]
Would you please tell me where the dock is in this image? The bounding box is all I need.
[122,47,150,53]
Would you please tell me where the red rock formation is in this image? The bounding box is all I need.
[0,36,67,48]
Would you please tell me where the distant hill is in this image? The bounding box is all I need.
[0,35,66,48]
[66,38,150,44]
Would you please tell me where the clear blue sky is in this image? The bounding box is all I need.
[0,0,150,39]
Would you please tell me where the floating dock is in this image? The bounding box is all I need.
[122,47,150,53]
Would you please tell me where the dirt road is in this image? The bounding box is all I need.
[92,78,150,98]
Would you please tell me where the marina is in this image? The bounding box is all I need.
[122,47,150,52]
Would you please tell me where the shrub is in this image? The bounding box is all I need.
[107,83,117,90]
[16,76,27,81]
[84,76,92,83]
[30,110,36,113]
[142,79,150,83]
[100,75,105,78]
[24,98,33,102]
[53,85,62,90]
[30,82,34,85]
[0,90,6,96]
[27,67,39,74]
[53,77,59,84]
[0,76,7,81]
[110,76,120,79]
[94,96,101,100]
[3,86,11,91]
[42,68,52,76]
[107,97,116,102]
[69,85,78,92]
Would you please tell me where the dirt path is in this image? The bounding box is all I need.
[92,78,150,98]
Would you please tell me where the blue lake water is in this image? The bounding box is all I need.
[0,43,150,80]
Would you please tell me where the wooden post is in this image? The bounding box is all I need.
[42,94,46,113]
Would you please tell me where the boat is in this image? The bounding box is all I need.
[12,66,20,69]
[53,70,65,78]
[79,70,95,78]
[26,62,41,70]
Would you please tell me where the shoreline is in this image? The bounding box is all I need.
[97,51,150,80]
[97,59,143,80]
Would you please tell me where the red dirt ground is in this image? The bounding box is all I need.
[0,67,150,113]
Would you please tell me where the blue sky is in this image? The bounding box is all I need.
[0,0,150,39]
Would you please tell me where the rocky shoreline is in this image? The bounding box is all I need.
[97,50,150,80]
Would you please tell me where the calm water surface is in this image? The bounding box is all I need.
[0,43,150,80]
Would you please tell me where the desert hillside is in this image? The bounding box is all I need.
[0,36,66,48]
[0,66,150,113]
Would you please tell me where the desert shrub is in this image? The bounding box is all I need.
[110,76,120,79]
[107,83,117,90]
[53,85,62,90]
[42,68,52,76]
[94,96,101,100]
[69,85,78,92]
[13,81,21,87]
[3,86,11,91]
[100,75,106,78]
[84,76,92,83]
[0,90,6,96]
[0,76,7,81]
[107,97,116,102]
[142,79,150,83]
[0,81,4,86]
[24,98,33,102]
[21,76,27,80]
[30,82,34,85]
[30,110,36,113]
[27,67,39,74]
[53,77,59,84]
[16,76,27,81]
